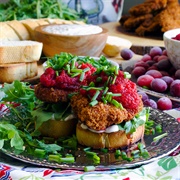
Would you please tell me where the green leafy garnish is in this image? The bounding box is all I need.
[118,107,147,134]
[0,122,24,151]
[2,80,39,111]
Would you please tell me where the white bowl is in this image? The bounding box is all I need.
[163,28,180,69]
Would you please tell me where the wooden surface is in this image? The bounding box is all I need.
[100,22,164,48]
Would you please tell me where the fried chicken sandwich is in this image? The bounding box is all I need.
[70,68,147,149]
[33,52,116,139]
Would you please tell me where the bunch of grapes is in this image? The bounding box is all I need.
[126,46,180,98]
[120,46,180,110]
[138,91,173,110]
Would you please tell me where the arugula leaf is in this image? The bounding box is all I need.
[2,80,40,111]
[118,107,147,134]
[0,0,82,22]
[0,122,24,151]
[32,102,72,131]
[37,140,62,153]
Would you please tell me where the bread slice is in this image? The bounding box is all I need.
[20,19,40,40]
[0,22,20,41]
[0,62,38,83]
[0,40,43,64]
[6,20,30,40]
[35,18,50,26]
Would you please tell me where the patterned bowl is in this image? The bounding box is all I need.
[163,28,180,70]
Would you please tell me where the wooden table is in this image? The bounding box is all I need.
[100,22,164,47]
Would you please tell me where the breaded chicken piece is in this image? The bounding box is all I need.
[123,14,153,31]
[135,1,180,36]
[135,14,161,36]
[35,83,74,103]
[71,94,143,131]
[159,3,180,32]
[119,0,180,36]
[129,0,168,16]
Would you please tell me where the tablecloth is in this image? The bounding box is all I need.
[0,108,180,180]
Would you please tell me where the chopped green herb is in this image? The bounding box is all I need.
[84,166,96,172]
[153,133,168,142]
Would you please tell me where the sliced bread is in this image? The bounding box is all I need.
[20,19,40,40]
[0,62,38,83]
[0,22,20,41]
[0,40,43,63]
[6,20,30,40]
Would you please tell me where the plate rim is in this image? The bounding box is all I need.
[1,108,180,170]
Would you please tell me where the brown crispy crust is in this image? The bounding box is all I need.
[76,122,145,149]
[71,94,143,131]
[34,83,74,103]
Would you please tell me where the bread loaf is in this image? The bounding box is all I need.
[0,22,20,41]
[0,62,38,83]
[0,40,43,63]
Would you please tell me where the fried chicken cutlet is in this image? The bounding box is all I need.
[71,70,143,131]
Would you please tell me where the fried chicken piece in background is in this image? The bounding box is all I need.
[122,14,153,31]
[159,2,180,32]
[119,0,180,36]
[129,0,168,16]
[135,14,161,36]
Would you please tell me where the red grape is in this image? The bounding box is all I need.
[150,78,167,92]
[162,49,167,56]
[141,54,152,62]
[147,65,158,71]
[137,74,154,88]
[138,91,149,102]
[157,55,168,62]
[145,69,162,78]
[175,69,180,79]
[161,76,174,88]
[157,97,172,110]
[170,80,180,97]
[149,46,163,58]
[132,66,146,77]
[159,71,169,76]
[153,55,160,61]
[145,60,156,66]
[157,59,172,70]
[144,99,157,109]
[120,48,134,60]
[134,61,149,69]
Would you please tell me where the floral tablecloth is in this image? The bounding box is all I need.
[0,109,180,180]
